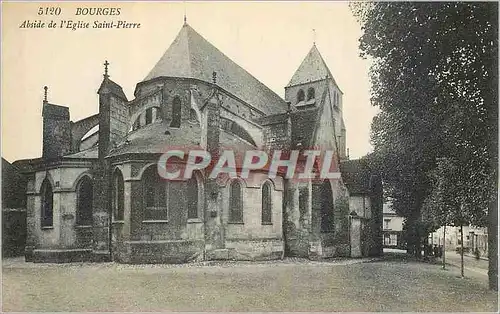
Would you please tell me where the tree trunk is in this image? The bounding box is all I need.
[460,224,464,278]
[488,1,498,292]
[442,225,446,270]
[488,192,498,290]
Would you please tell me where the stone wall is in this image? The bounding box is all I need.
[25,165,95,262]
[42,104,72,159]
[220,173,284,261]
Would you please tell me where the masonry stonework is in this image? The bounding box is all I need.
[13,23,382,264]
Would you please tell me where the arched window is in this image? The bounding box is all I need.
[40,178,53,228]
[145,107,153,125]
[229,180,243,223]
[143,166,168,221]
[112,170,124,221]
[132,107,161,132]
[307,87,315,101]
[189,109,198,122]
[187,176,199,219]
[261,181,272,224]
[297,89,305,103]
[171,96,181,128]
[76,176,93,226]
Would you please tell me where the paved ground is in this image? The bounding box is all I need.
[442,251,489,276]
[2,255,498,312]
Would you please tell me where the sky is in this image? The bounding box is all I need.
[1,1,378,163]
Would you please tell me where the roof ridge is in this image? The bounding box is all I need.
[184,24,193,78]
[286,47,313,87]
[286,44,341,91]
[185,25,285,103]
[143,23,287,114]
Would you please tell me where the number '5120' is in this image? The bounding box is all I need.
[38,7,61,15]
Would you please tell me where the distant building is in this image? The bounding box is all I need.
[382,202,404,248]
[430,226,488,258]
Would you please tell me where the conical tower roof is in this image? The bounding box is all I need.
[287,44,339,90]
[144,24,288,115]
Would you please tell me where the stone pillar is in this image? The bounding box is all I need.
[93,77,128,262]
[203,90,224,259]
[24,176,36,261]
[283,180,311,257]
[350,215,362,257]
[91,162,111,262]
[309,182,323,259]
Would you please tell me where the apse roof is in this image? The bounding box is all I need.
[143,24,288,115]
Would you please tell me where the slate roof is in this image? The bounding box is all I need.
[98,78,128,101]
[290,108,321,148]
[64,146,98,159]
[220,130,256,152]
[143,24,288,115]
[107,120,255,157]
[107,121,201,157]
[254,113,289,126]
[287,45,340,90]
[340,158,373,195]
[42,103,69,120]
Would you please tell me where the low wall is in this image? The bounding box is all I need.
[224,238,284,261]
[117,240,205,264]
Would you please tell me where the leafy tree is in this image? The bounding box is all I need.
[351,2,497,289]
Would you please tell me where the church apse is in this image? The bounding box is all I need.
[16,21,381,264]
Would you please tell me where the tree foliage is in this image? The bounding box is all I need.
[351,2,498,252]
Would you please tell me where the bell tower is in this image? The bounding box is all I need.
[285,44,347,159]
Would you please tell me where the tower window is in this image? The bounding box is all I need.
[307,87,315,101]
[171,96,181,128]
[145,107,153,125]
[189,109,198,122]
[297,89,305,103]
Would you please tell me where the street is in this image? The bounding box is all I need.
[443,251,489,276]
[2,254,497,312]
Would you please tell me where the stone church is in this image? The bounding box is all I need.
[13,22,383,263]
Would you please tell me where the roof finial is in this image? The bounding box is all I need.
[313,28,316,45]
[43,86,48,104]
[104,60,109,79]
[183,1,187,25]
[212,71,217,84]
